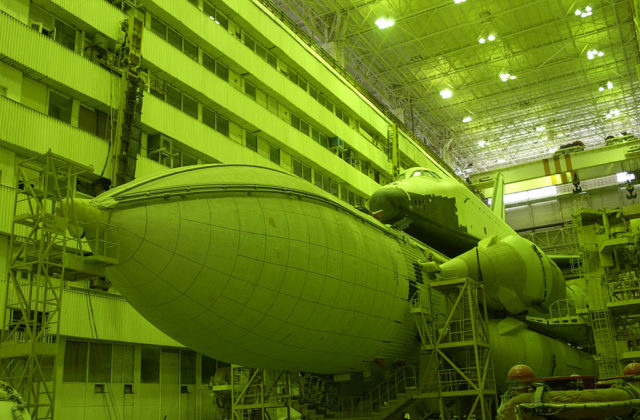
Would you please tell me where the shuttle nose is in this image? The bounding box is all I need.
[368,187,410,223]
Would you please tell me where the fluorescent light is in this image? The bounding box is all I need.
[504,186,558,204]
[500,73,515,82]
[454,0,466,3]
[585,5,592,11]
[462,116,472,123]
[587,49,603,59]
[478,37,486,44]
[375,17,394,29]
[617,172,636,183]
[575,9,582,15]
[607,81,613,89]
[440,89,452,99]
[510,75,517,80]
[487,34,496,41]
[536,126,546,132]
[478,140,487,148]
[598,86,605,92]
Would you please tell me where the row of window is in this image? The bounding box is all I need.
[145,9,383,185]
[63,340,224,385]
[42,8,372,203]
[176,3,383,164]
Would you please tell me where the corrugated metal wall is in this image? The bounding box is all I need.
[0,95,109,169]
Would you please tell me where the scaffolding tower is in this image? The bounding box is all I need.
[0,152,92,419]
[413,277,496,419]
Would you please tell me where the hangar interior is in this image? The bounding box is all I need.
[0,0,639,419]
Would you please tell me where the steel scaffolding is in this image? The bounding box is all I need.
[0,152,93,419]
[413,278,496,419]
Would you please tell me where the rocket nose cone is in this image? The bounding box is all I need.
[368,187,409,223]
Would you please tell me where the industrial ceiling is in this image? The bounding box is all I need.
[273,0,640,175]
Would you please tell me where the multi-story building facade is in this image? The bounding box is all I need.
[0,0,451,418]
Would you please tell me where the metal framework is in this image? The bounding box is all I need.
[273,0,640,174]
[413,278,496,420]
[0,152,91,419]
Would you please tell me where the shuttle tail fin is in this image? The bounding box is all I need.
[491,172,505,221]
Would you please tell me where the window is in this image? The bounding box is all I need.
[266,51,277,68]
[184,38,198,61]
[216,11,229,30]
[150,16,167,39]
[201,356,217,384]
[203,53,216,73]
[203,1,215,18]
[256,44,266,59]
[269,145,280,165]
[54,19,76,50]
[330,180,339,197]
[112,344,134,383]
[244,81,256,100]
[297,76,307,91]
[181,350,196,384]
[302,165,312,182]
[322,175,331,192]
[216,114,229,136]
[48,91,72,123]
[291,113,300,130]
[309,86,318,101]
[314,171,323,189]
[246,132,258,151]
[293,158,302,177]
[141,346,160,383]
[78,106,98,135]
[166,85,181,109]
[216,63,229,82]
[63,341,88,382]
[311,127,320,142]
[168,28,182,50]
[89,343,112,383]
[150,76,165,99]
[183,94,198,118]
[300,120,309,136]
[244,35,255,51]
[202,106,216,129]
[319,133,329,148]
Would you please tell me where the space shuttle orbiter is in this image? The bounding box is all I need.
[72,164,595,386]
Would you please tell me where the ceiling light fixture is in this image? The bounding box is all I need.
[487,34,496,41]
[598,86,605,92]
[462,116,472,123]
[440,89,453,99]
[478,140,487,148]
[587,49,604,59]
[575,6,593,17]
[607,81,614,89]
[499,73,516,82]
[478,37,486,44]
[605,109,621,119]
[454,0,466,3]
[375,17,395,29]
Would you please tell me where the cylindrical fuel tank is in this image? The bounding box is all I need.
[86,165,428,373]
[440,234,566,313]
[490,318,596,392]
